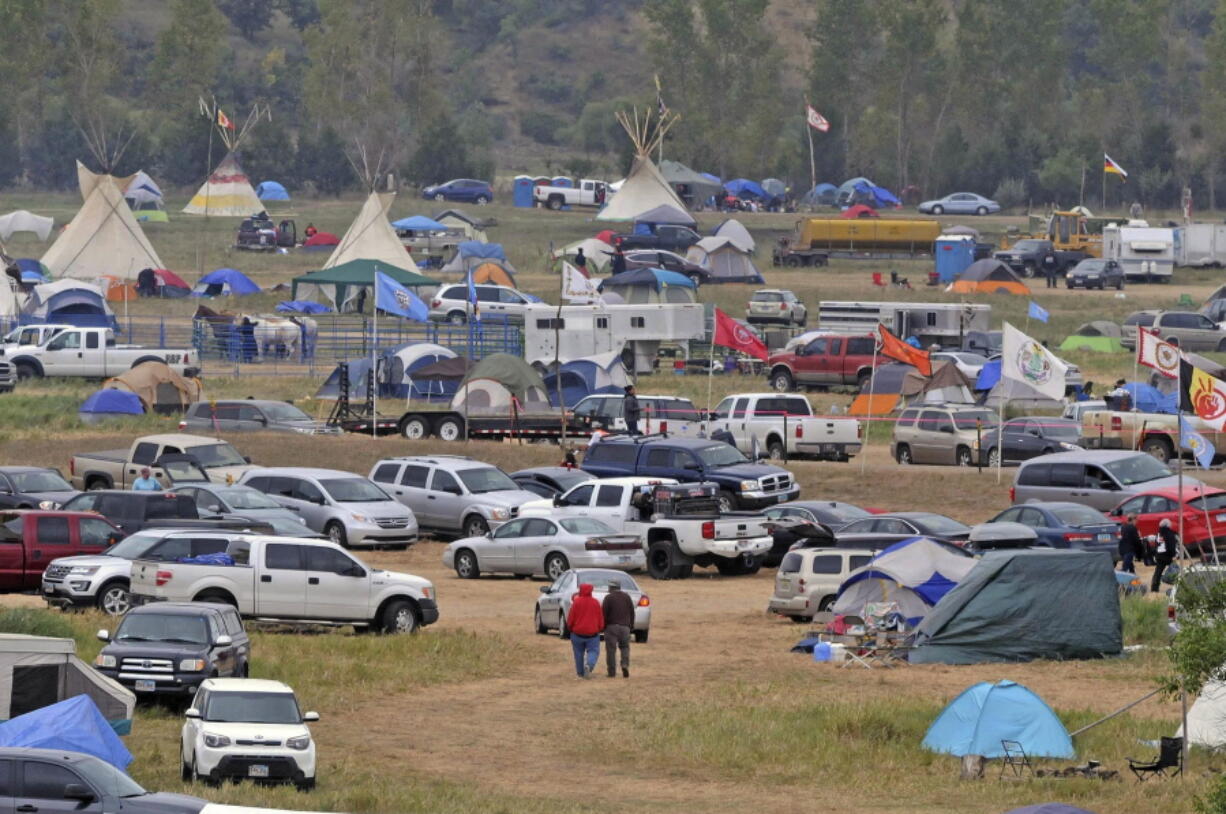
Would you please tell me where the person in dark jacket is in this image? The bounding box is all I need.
[574,247,588,276]
[1042,250,1059,288]
[1151,518,1178,592]
[623,385,641,435]
[1119,513,1142,573]
[602,581,636,678]
[610,248,627,276]
[565,583,604,679]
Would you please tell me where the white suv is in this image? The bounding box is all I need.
[767,548,876,622]
[428,284,533,325]
[570,394,705,438]
[182,677,318,790]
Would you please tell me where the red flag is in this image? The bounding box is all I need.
[217,109,235,130]
[806,104,830,133]
[713,308,767,361]
[877,324,931,377]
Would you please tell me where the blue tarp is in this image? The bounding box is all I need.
[922,680,1074,759]
[0,695,133,769]
[853,181,901,209]
[193,268,260,297]
[598,268,697,291]
[1123,381,1177,414]
[179,552,235,566]
[975,359,1001,391]
[724,178,768,200]
[392,215,448,231]
[275,300,333,314]
[455,241,507,261]
[255,180,289,201]
[79,389,143,416]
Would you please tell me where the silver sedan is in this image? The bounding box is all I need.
[534,568,651,643]
[442,516,644,580]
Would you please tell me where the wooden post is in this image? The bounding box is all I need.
[959,755,984,780]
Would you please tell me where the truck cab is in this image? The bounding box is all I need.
[766,333,880,392]
[0,510,122,592]
[708,393,861,461]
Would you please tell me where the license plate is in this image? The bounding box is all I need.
[248,765,270,778]
[617,556,630,563]
[1098,534,1111,542]
[42,585,53,594]
[134,679,156,692]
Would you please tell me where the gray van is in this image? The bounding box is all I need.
[1011,450,1197,511]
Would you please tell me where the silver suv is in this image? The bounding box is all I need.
[891,405,1000,466]
[369,456,539,539]
[768,547,875,621]
[428,284,533,325]
[238,468,417,549]
[179,400,340,435]
[746,289,806,327]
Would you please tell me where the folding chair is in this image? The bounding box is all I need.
[1128,736,1183,781]
[999,740,1033,779]
[871,272,886,287]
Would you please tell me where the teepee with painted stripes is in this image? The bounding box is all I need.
[183,101,269,217]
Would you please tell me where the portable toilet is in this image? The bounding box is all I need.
[551,176,574,188]
[513,176,535,208]
[935,235,976,283]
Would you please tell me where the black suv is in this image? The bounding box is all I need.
[60,491,198,536]
[96,602,251,698]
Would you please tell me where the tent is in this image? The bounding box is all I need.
[99,274,137,302]
[0,634,134,734]
[325,191,422,272]
[541,352,631,407]
[950,259,1031,295]
[1002,806,1100,814]
[1071,320,1122,338]
[0,210,54,241]
[291,259,439,313]
[16,258,48,283]
[387,342,460,399]
[123,170,163,206]
[1058,335,1125,353]
[801,183,838,207]
[315,358,376,399]
[976,359,1080,410]
[922,680,1074,759]
[404,356,473,401]
[0,277,20,321]
[633,204,696,228]
[685,237,765,283]
[302,231,340,250]
[22,280,115,328]
[151,269,191,298]
[193,268,259,297]
[658,160,724,206]
[848,362,915,416]
[856,180,901,208]
[911,550,1122,664]
[832,537,976,625]
[392,215,449,232]
[724,178,768,200]
[761,178,786,198]
[712,219,755,253]
[836,176,873,205]
[451,353,552,415]
[900,362,975,406]
[597,154,689,223]
[840,203,879,219]
[553,237,612,272]
[1177,681,1226,748]
[183,152,263,216]
[0,695,133,769]
[275,300,332,314]
[599,268,697,304]
[433,209,489,242]
[103,361,203,414]
[42,163,164,281]
[439,241,517,284]
[255,180,289,201]
[79,388,145,424]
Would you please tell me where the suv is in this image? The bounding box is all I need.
[238,468,417,549]
[1011,450,1191,511]
[60,490,198,536]
[421,178,492,204]
[429,283,532,325]
[369,456,538,539]
[95,602,250,697]
[1122,310,1226,352]
[766,333,880,392]
[746,289,807,327]
[892,406,1000,466]
[768,548,875,622]
[571,394,705,438]
[179,400,339,436]
[581,437,799,511]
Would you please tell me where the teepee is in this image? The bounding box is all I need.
[597,108,688,222]
[183,101,268,217]
[42,162,163,281]
[325,191,421,272]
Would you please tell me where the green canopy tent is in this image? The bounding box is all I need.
[290,259,439,313]
[659,160,723,207]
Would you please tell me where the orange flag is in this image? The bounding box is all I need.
[877,324,932,377]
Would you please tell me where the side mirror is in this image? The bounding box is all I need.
[539,585,550,594]
[256,416,267,425]
[304,711,320,722]
[96,629,110,642]
[684,461,701,471]
[63,784,95,802]
[185,708,201,719]
[552,495,563,507]
[244,456,252,464]
[215,634,233,647]
[207,504,222,513]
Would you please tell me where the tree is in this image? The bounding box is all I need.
[0,0,51,183]
[216,0,274,39]
[53,0,134,171]
[150,0,227,111]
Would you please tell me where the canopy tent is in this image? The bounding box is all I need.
[832,537,976,626]
[922,680,1073,759]
[451,353,552,415]
[711,219,755,253]
[0,210,54,241]
[103,361,203,415]
[0,695,133,770]
[1177,681,1226,748]
[950,259,1031,295]
[291,259,439,313]
[42,163,164,281]
[0,634,134,734]
[392,215,449,231]
[542,352,631,407]
[275,300,332,314]
[553,237,613,272]
[433,209,489,242]
[599,268,697,304]
[597,155,689,223]
[685,237,764,284]
[840,204,879,219]
[123,170,163,206]
[302,231,340,250]
[192,267,259,297]
[633,204,696,228]
[761,178,786,198]
[255,180,289,201]
[325,191,421,272]
[724,178,768,200]
[801,183,838,207]
[658,159,724,205]
[183,152,263,216]
[22,280,115,328]
[848,362,915,416]
[911,550,1122,664]
[79,388,145,424]
[900,361,975,406]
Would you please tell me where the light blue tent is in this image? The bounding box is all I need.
[802,183,838,206]
[392,215,448,231]
[0,695,133,769]
[256,180,289,201]
[79,389,144,425]
[193,268,260,297]
[922,680,1074,759]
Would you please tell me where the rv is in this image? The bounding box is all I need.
[1175,223,1226,267]
[1102,221,1174,282]
[523,302,706,374]
[816,301,990,348]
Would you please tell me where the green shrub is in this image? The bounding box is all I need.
[0,608,81,641]
[520,112,566,146]
[992,177,1027,210]
[1121,595,1169,645]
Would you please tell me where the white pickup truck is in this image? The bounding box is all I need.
[0,323,71,355]
[130,534,439,633]
[533,178,608,210]
[519,476,773,579]
[6,326,198,380]
[708,393,862,461]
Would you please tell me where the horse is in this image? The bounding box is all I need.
[192,306,316,361]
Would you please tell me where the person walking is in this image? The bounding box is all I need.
[602,580,635,678]
[131,467,161,491]
[565,583,604,679]
[623,385,641,436]
[1119,513,1142,574]
[1042,249,1059,288]
[1151,518,1178,592]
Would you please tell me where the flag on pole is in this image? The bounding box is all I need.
[466,271,479,320]
[561,262,600,303]
[217,109,235,131]
[1180,358,1226,430]
[1027,301,1050,323]
[654,74,668,117]
[1137,327,1180,379]
[713,307,767,361]
[877,324,931,376]
[805,103,830,133]
[374,270,428,321]
[1001,322,1068,402]
[1104,153,1128,179]
[1180,416,1216,469]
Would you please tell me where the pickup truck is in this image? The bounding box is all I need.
[6,326,198,380]
[69,433,256,490]
[613,224,703,254]
[0,510,122,592]
[708,392,861,461]
[765,332,882,392]
[0,323,71,355]
[1080,409,1220,464]
[533,178,608,210]
[130,534,439,633]
[519,477,773,579]
[993,238,1088,277]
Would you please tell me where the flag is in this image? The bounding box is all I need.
[805,103,830,133]
[561,262,600,303]
[877,324,931,377]
[1001,322,1068,402]
[1027,301,1049,323]
[217,109,235,130]
[713,307,767,361]
[466,271,479,320]
[1180,358,1226,430]
[1180,416,1215,469]
[1104,153,1128,179]
[1137,327,1180,379]
[655,74,668,117]
[374,270,428,321]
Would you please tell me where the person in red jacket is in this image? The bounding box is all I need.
[566,583,604,679]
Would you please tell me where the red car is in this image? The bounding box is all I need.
[1107,486,1226,554]
[766,333,885,393]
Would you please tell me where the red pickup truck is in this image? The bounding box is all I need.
[0,510,122,591]
[766,333,883,392]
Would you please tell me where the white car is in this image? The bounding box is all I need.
[182,678,318,791]
[534,568,651,642]
[931,351,989,381]
[442,516,644,580]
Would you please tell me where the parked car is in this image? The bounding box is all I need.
[707,392,861,461]
[571,393,705,438]
[60,491,199,536]
[169,484,317,537]
[929,351,989,381]
[836,512,972,544]
[766,333,881,392]
[0,510,122,592]
[95,602,250,697]
[428,283,533,325]
[443,516,643,579]
[1119,310,1159,350]
[178,400,340,436]
[917,192,1000,216]
[534,568,651,642]
[509,467,595,499]
[182,678,318,790]
[6,326,197,381]
[767,548,876,621]
[421,178,492,204]
[238,468,417,549]
[891,405,1000,466]
[612,224,702,254]
[1062,399,1107,423]
[369,455,538,539]
[986,501,1120,557]
[746,289,807,327]
[981,417,1083,467]
[623,249,711,285]
[0,466,78,509]
[69,433,256,491]
[1107,486,1226,555]
[1010,450,1196,511]
[1066,258,1125,290]
[763,500,873,531]
[1121,310,1226,352]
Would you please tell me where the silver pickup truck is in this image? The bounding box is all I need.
[70,433,256,491]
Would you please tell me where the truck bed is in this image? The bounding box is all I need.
[74,450,130,464]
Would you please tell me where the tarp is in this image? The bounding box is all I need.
[712,219,755,253]
[0,210,54,241]
[855,180,901,208]
[275,300,333,314]
[597,154,689,222]
[392,215,449,231]
[291,259,439,313]
[325,191,421,273]
[832,537,977,626]
[79,388,144,423]
[183,152,263,216]
[0,695,133,769]
[911,550,1122,664]
[16,258,48,282]
[103,361,203,415]
[836,176,873,204]
[255,180,289,201]
[452,353,551,414]
[22,279,116,328]
[922,680,1073,759]
[193,268,259,297]
[724,178,768,200]
[685,237,764,283]
[633,204,696,228]
[951,259,1030,295]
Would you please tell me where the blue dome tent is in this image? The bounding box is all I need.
[15,259,47,283]
[79,389,144,425]
[22,280,116,328]
[392,215,449,231]
[724,178,768,200]
[922,680,1073,759]
[543,353,631,408]
[0,695,133,770]
[192,268,260,297]
[802,183,838,206]
[831,537,976,626]
[255,180,289,201]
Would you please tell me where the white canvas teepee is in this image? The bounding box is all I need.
[42,162,163,281]
[597,108,687,222]
[325,192,421,272]
[182,152,263,216]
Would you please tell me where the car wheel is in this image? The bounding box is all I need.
[1141,435,1174,463]
[976,206,988,216]
[717,490,737,514]
[435,416,464,441]
[296,778,316,792]
[856,371,871,392]
[956,446,973,467]
[181,752,192,782]
[932,205,944,215]
[447,311,467,326]
[400,415,429,439]
[789,615,809,623]
[987,447,1000,468]
[687,273,702,286]
[896,444,913,465]
[325,521,349,548]
[381,599,419,634]
[463,515,490,538]
[817,595,836,612]
[1020,263,1036,278]
[544,552,569,581]
[434,193,445,202]
[1116,279,1124,290]
[96,582,130,616]
[534,607,548,635]
[634,629,649,643]
[766,439,785,460]
[647,539,691,580]
[454,549,480,579]
[476,196,489,205]
[769,370,795,392]
[1065,280,1074,288]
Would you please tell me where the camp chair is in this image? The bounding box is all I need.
[999,740,1033,779]
[872,272,886,287]
[1177,293,1196,308]
[1128,736,1183,781]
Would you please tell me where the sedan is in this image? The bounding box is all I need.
[1067,258,1124,290]
[0,466,78,509]
[421,178,492,204]
[982,417,1083,467]
[535,568,651,642]
[1108,486,1226,555]
[764,500,873,531]
[837,511,971,543]
[987,501,1119,558]
[169,484,319,537]
[918,192,1000,216]
[510,467,596,499]
[930,351,989,381]
[623,249,710,285]
[443,516,644,580]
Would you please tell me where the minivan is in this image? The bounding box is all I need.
[1010,450,1197,512]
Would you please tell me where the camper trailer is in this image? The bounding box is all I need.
[523,302,706,374]
[1102,222,1174,282]
[1175,223,1226,267]
[817,301,991,348]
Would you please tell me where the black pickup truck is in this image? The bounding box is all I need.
[993,239,1089,277]
[613,224,703,254]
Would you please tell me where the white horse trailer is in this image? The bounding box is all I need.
[523,302,706,373]
[1102,222,1174,282]
[1175,223,1226,267]
[817,301,990,348]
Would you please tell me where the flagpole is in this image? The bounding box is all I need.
[861,328,879,477]
[371,294,378,440]
[805,100,817,193]
[1132,330,1142,450]
[1178,362,1186,570]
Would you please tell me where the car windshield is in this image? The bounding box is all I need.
[1187,492,1226,512]
[215,488,281,510]
[457,468,519,494]
[1077,260,1107,272]
[752,291,783,302]
[1103,455,1173,485]
[1013,240,1047,251]
[321,478,389,502]
[915,515,970,534]
[260,403,311,422]
[1052,505,1109,525]
[1040,421,1081,441]
[7,470,72,492]
[74,753,147,798]
[189,443,247,468]
[695,444,749,468]
[116,613,208,644]
[954,411,999,430]
[203,691,302,724]
[104,531,165,558]
[560,518,616,535]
